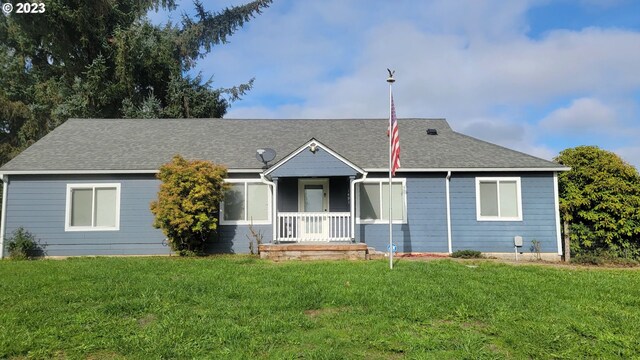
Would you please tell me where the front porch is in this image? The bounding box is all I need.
[272,175,358,243]
[219,138,403,258]
[266,139,366,244]
[265,172,366,259]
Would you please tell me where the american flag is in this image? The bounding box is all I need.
[390,94,400,176]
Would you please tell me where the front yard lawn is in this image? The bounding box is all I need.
[1,256,639,359]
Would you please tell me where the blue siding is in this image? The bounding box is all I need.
[3,174,262,256]
[358,172,559,255]
[3,174,168,256]
[449,173,559,254]
[269,148,359,177]
[357,174,449,253]
[2,171,559,256]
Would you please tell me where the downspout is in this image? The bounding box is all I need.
[446,171,452,254]
[259,174,277,243]
[553,171,563,256]
[0,174,7,259]
[350,172,368,243]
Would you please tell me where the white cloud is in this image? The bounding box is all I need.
[223,16,640,118]
[459,117,526,144]
[539,97,617,133]
[456,117,556,160]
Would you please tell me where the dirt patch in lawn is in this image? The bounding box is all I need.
[86,350,126,359]
[304,307,349,318]
[136,313,157,327]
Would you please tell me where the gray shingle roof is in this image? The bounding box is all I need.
[0,118,565,172]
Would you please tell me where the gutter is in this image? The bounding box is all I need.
[445,171,452,254]
[259,174,277,243]
[363,167,570,173]
[350,172,368,242]
[0,168,264,176]
[0,175,7,259]
[0,167,571,177]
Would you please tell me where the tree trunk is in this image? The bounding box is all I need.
[183,95,190,118]
[563,220,571,262]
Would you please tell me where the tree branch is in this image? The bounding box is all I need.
[178,0,272,65]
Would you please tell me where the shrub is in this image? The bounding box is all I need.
[6,227,39,260]
[556,146,640,257]
[451,250,482,259]
[531,239,542,261]
[607,257,639,267]
[571,253,603,266]
[571,251,639,267]
[150,155,228,256]
[246,221,263,256]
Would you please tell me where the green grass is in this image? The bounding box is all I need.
[1,257,640,359]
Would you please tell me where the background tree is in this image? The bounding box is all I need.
[150,155,228,256]
[0,0,271,166]
[555,146,640,258]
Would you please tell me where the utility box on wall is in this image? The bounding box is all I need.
[514,236,523,247]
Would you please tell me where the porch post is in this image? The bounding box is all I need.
[272,177,278,244]
[349,176,355,243]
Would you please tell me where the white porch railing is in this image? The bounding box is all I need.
[277,212,351,242]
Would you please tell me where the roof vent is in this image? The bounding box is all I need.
[426,128,438,135]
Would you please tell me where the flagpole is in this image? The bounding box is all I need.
[387,71,395,270]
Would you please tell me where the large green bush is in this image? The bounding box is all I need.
[555,146,640,258]
[150,155,228,256]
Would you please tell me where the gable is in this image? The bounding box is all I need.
[265,139,364,178]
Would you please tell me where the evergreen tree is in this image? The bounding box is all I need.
[0,0,271,165]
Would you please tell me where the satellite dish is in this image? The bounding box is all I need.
[256,148,276,166]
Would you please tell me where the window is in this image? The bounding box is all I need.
[65,183,120,231]
[476,177,522,221]
[220,181,271,224]
[357,179,406,224]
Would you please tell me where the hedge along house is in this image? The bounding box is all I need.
[0,118,568,259]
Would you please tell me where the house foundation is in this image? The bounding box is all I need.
[258,243,368,261]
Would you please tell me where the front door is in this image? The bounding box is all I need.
[298,179,329,240]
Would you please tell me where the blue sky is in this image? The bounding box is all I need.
[149,0,640,169]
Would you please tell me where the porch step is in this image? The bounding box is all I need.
[259,243,368,261]
[366,247,386,260]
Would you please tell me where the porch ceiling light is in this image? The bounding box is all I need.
[309,142,318,153]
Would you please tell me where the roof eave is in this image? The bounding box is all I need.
[0,166,571,177]
[363,167,570,172]
[0,168,266,176]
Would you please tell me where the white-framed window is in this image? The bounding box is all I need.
[475,177,523,221]
[220,180,271,225]
[356,178,407,224]
[65,183,121,231]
